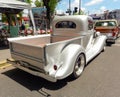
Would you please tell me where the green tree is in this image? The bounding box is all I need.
[35,0,43,7]
[73,10,86,15]
[25,0,32,4]
[43,0,61,28]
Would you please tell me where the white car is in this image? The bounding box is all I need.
[8,15,107,82]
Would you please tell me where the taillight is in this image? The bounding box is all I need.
[112,28,118,32]
[112,31,116,36]
[53,65,57,70]
[112,27,118,36]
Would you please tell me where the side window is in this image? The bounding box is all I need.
[88,20,94,30]
[55,21,76,29]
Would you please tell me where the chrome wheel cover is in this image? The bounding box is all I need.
[74,54,85,77]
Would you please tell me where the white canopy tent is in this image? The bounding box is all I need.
[0,0,31,14]
[0,0,36,35]
[0,0,31,9]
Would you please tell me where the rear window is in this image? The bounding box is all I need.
[55,21,76,29]
[95,21,117,27]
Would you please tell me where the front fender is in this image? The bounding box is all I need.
[55,44,85,80]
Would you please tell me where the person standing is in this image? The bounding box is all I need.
[20,23,25,36]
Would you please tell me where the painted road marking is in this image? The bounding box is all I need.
[0,60,12,69]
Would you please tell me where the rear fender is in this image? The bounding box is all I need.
[55,44,86,80]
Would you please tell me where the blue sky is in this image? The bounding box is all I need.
[56,0,120,14]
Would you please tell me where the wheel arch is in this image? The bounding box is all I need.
[55,44,86,80]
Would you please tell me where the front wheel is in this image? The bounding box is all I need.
[72,53,86,79]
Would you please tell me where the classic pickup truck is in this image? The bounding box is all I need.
[8,15,106,82]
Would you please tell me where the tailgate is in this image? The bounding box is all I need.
[9,42,45,70]
[95,27,115,33]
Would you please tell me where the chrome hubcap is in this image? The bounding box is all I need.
[75,54,85,76]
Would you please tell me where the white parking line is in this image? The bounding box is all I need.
[0,60,12,69]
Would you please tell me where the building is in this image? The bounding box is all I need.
[107,9,120,19]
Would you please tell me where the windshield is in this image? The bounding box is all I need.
[95,21,117,27]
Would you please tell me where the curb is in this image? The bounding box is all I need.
[0,60,12,69]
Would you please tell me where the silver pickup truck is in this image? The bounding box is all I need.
[8,15,106,82]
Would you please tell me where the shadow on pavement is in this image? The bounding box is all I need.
[0,46,9,50]
[2,68,75,96]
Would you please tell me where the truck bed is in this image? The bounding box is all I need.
[9,34,74,71]
[11,35,73,47]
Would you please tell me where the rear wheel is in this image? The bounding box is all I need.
[72,53,86,79]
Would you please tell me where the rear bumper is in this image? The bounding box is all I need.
[106,39,115,43]
[101,33,116,43]
[106,37,116,43]
[7,59,57,82]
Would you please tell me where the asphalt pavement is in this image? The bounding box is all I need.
[0,37,120,97]
[0,46,11,61]
[0,46,11,69]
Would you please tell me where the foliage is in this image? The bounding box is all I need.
[43,0,61,14]
[74,10,86,15]
[48,0,58,15]
[24,0,32,4]
[42,0,61,28]
[2,13,22,25]
[35,0,43,7]
[2,14,7,23]
[23,0,62,28]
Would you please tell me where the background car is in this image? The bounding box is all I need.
[94,19,119,44]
